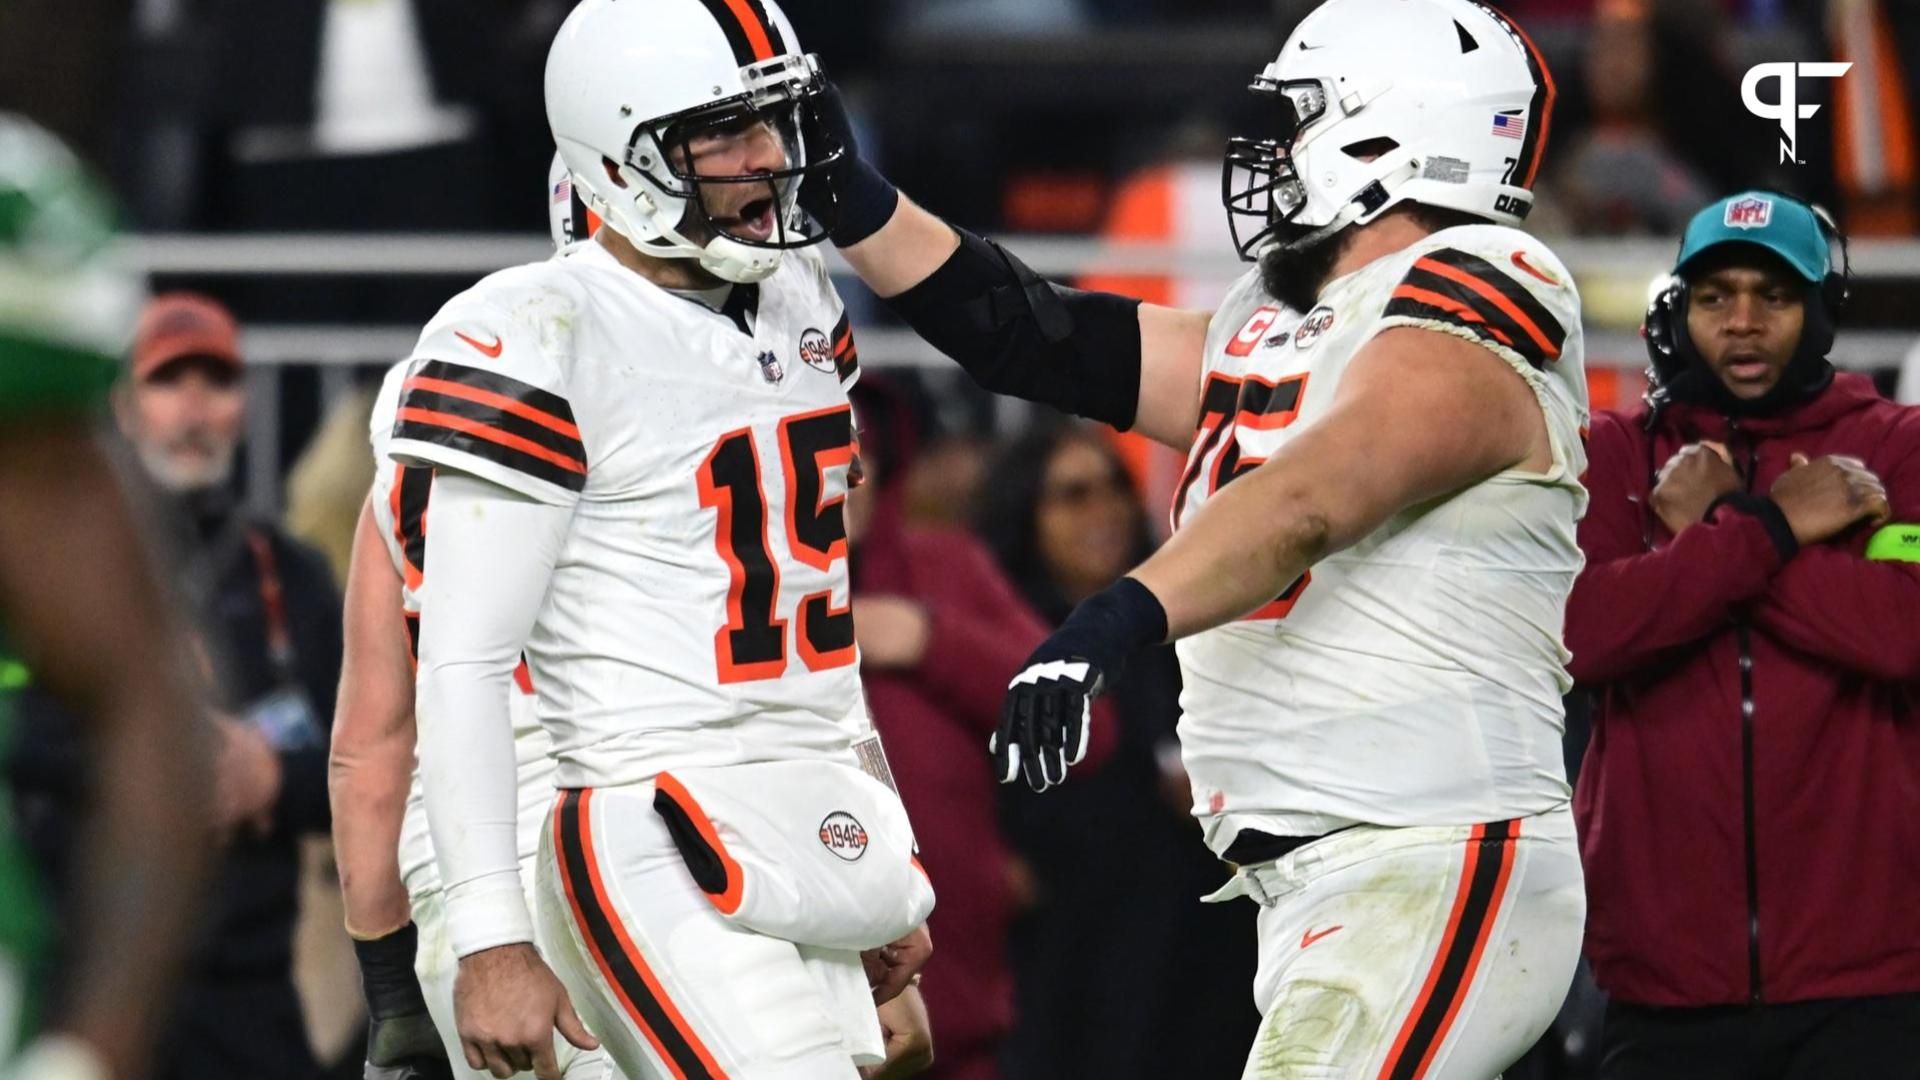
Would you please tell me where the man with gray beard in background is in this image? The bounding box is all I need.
[16,291,345,1079]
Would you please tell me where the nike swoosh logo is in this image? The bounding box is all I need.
[1298,40,1325,50]
[1510,250,1562,288]
[1300,924,1343,948]
[454,331,503,358]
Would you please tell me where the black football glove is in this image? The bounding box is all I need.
[798,76,900,247]
[991,577,1168,793]
[355,924,454,1080]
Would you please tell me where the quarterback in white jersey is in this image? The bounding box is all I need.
[823,0,1585,1075]
[402,3,932,1079]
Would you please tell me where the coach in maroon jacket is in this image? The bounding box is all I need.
[1569,191,1920,1079]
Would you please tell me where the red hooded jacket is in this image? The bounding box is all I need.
[1569,372,1920,1008]
[848,376,1120,1065]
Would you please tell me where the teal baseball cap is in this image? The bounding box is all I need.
[1675,191,1830,284]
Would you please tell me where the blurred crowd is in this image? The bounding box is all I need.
[0,0,1913,241]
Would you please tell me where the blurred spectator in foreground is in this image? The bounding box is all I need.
[1567,192,1920,1078]
[976,424,1257,1080]
[114,293,343,1080]
[1541,0,1781,236]
[847,379,1062,1080]
[0,110,211,1080]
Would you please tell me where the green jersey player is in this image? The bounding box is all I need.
[0,113,208,1080]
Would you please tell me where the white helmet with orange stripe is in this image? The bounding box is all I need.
[1223,0,1556,259]
[544,0,842,283]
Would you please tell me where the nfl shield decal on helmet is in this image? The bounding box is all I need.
[1725,196,1773,229]
[819,812,869,861]
[798,328,835,373]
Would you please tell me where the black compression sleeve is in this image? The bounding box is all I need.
[883,227,1143,430]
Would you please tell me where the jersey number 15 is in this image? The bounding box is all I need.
[697,405,856,684]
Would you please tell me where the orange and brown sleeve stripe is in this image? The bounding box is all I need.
[1387,248,1566,369]
[394,360,586,491]
[830,311,859,386]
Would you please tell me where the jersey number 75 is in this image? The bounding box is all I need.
[697,405,857,684]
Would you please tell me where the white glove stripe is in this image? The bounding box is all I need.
[1069,697,1092,766]
[1008,658,1093,689]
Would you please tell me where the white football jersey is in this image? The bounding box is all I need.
[368,362,557,895]
[390,241,868,789]
[1173,224,1589,852]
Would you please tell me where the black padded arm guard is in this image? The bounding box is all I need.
[884,227,1144,430]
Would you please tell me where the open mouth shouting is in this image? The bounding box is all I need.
[719,195,778,242]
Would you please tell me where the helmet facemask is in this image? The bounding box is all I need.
[597,53,846,282]
[1222,76,1328,261]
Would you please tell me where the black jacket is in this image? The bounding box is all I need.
[13,487,340,982]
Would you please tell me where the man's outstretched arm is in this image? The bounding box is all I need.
[1136,326,1546,637]
[814,87,1210,449]
[0,419,211,1078]
[988,328,1550,790]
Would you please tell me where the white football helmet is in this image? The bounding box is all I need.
[547,150,603,249]
[545,0,841,283]
[1223,0,1557,259]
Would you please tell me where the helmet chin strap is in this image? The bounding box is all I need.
[1267,159,1421,258]
[604,164,785,285]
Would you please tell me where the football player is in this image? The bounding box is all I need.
[0,115,210,1080]
[329,152,615,1080]
[812,0,1587,1075]
[394,4,932,1079]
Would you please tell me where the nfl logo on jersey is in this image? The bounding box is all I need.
[1724,196,1773,229]
[756,349,785,384]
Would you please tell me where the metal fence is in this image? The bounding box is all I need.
[124,233,1920,510]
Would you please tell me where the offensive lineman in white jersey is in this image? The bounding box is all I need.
[400,3,932,1078]
[812,0,1586,1075]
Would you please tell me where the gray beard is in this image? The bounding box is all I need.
[136,438,236,494]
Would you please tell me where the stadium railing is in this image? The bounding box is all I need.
[122,233,1920,510]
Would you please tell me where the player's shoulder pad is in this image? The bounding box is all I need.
[368,358,410,459]
[389,264,588,503]
[1383,224,1578,372]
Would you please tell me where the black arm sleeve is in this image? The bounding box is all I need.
[883,227,1144,430]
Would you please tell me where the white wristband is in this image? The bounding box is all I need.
[445,870,537,959]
